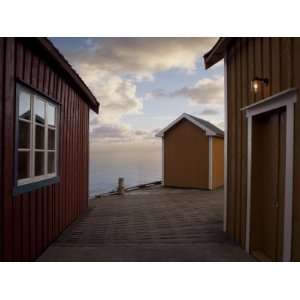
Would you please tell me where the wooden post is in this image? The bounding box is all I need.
[118,177,125,195]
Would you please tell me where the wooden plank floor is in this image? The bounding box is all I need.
[38,186,254,261]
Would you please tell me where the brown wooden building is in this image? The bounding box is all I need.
[0,38,99,261]
[204,37,300,261]
[156,113,224,190]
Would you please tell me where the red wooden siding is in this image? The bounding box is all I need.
[226,37,300,261]
[0,38,4,259]
[0,38,90,261]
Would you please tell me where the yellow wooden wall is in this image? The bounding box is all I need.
[164,119,209,189]
[212,137,224,189]
[226,37,300,261]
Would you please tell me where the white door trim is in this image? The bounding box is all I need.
[208,136,213,190]
[243,88,297,262]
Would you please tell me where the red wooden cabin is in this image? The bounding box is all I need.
[0,38,99,261]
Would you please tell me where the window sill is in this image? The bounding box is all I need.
[13,176,60,196]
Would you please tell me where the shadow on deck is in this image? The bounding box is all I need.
[38,186,254,262]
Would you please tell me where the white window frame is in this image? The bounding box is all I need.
[16,84,58,187]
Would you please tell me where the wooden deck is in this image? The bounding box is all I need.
[38,186,254,261]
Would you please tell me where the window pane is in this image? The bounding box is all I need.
[18,151,30,179]
[19,90,31,120]
[35,151,45,176]
[48,152,55,174]
[18,120,30,148]
[48,104,56,127]
[35,125,45,149]
[48,128,56,150]
[34,98,45,124]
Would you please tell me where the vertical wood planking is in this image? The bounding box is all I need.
[58,78,64,233]
[68,89,73,222]
[85,107,89,209]
[53,76,60,238]
[2,39,91,261]
[271,38,281,94]
[23,48,32,83]
[44,65,50,247]
[21,46,33,261]
[71,90,75,220]
[60,81,67,232]
[79,102,83,212]
[14,41,24,260]
[80,101,84,212]
[16,41,24,79]
[65,84,71,226]
[254,38,263,101]
[262,38,271,99]
[30,51,39,259]
[75,94,78,217]
[47,69,53,242]
[226,37,300,260]
[31,54,39,88]
[231,45,237,240]
[240,38,249,247]
[22,193,30,260]
[235,40,242,242]
[3,38,15,261]
[292,38,300,260]
[0,38,4,259]
[247,38,255,105]
[225,49,232,235]
[280,38,292,91]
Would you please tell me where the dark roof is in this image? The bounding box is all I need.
[186,114,224,137]
[203,37,235,69]
[22,38,100,113]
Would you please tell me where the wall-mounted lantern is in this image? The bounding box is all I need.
[251,77,269,94]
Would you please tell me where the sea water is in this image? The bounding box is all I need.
[89,142,162,197]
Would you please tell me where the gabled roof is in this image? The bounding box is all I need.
[203,37,235,69]
[22,38,100,113]
[156,113,224,138]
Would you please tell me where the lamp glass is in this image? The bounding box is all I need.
[251,79,260,93]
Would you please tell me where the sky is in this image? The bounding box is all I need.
[50,38,224,147]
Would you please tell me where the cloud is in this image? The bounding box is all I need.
[144,88,169,100]
[59,37,219,143]
[67,38,218,123]
[217,121,225,130]
[70,38,217,80]
[91,122,159,143]
[134,129,148,136]
[172,76,224,104]
[74,66,143,124]
[145,75,224,105]
[200,108,220,115]
[91,123,130,139]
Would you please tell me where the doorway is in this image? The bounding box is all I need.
[244,89,296,262]
[250,107,286,261]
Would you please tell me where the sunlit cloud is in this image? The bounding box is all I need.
[90,121,159,143]
[172,75,224,105]
[75,66,142,124]
[55,37,222,143]
[200,108,220,115]
[69,38,217,80]
[144,89,169,101]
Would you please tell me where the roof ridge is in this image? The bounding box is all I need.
[184,113,224,136]
[156,113,224,137]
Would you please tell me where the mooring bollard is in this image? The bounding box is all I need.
[118,177,125,195]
